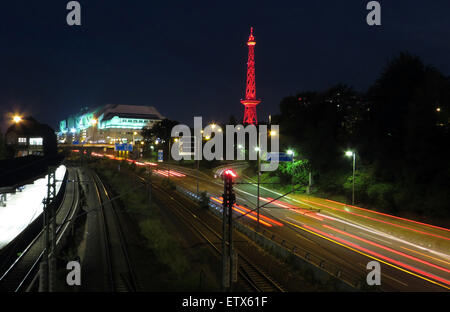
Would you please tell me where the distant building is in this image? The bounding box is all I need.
[58,104,164,145]
[5,117,57,157]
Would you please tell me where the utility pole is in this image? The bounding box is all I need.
[345,151,356,205]
[168,139,171,182]
[352,152,356,205]
[40,167,57,292]
[196,137,200,196]
[222,169,236,291]
[256,133,261,230]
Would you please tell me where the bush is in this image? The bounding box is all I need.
[139,219,189,275]
[366,183,395,210]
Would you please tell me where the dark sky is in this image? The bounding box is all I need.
[1,0,450,130]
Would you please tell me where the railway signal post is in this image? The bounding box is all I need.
[222,169,237,291]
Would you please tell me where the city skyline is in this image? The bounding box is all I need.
[1,1,450,129]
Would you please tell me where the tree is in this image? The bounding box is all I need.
[142,119,180,160]
[0,131,6,160]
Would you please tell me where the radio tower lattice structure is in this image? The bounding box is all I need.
[241,27,261,125]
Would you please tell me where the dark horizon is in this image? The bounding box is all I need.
[1,1,450,130]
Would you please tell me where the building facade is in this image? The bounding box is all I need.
[5,117,57,157]
[58,104,164,145]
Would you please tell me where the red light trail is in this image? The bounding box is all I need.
[301,224,450,286]
[323,225,450,275]
[325,199,450,233]
[300,198,450,241]
[210,196,283,227]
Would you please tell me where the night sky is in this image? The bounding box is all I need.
[1,1,450,130]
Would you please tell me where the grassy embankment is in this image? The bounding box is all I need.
[92,159,221,291]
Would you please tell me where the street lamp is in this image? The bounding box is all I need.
[90,119,97,143]
[132,131,138,145]
[168,137,179,181]
[345,151,356,205]
[287,149,295,192]
[13,115,22,123]
[256,129,278,229]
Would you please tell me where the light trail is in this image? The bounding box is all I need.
[318,212,450,261]
[325,199,450,233]
[210,197,282,227]
[261,197,323,221]
[154,170,186,177]
[285,220,450,288]
[301,198,450,241]
[399,246,450,266]
[323,225,450,275]
[232,206,273,227]
[233,203,284,226]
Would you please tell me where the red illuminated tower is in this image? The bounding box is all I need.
[241,27,261,125]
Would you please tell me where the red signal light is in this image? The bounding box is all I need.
[223,169,237,178]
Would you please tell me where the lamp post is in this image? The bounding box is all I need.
[256,130,277,230]
[196,136,201,196]
[256,143,260,229]
[345,151,356,205]
[287,149,294,192]
[90,119,97,143]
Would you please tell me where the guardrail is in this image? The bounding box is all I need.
[176,185,361,290]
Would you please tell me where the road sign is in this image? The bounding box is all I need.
[266,152,293,162]
[114,143,133,152]
[157,149,163,162]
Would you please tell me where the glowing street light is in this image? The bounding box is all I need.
[287,149,294,156]
[345,150,356,205]
[269,130,277,136]
[13,115,22,123]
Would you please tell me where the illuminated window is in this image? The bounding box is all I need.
[18,137,27,144]
[29,138,43,146]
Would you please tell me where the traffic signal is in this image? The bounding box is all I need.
[223,169,237,207]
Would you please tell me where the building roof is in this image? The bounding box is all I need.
[6,117,55,138]
[98,104,165,121]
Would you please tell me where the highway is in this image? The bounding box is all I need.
[155,162,450,291]
[87,153,450,291]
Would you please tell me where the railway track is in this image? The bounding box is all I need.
[92,172,139,292]
[0,168,79,292]
[142,176,284,292]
